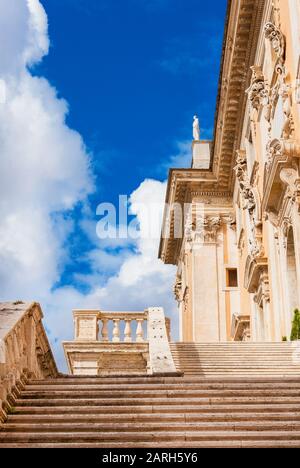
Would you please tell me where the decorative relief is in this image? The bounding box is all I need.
[266,138,283,170]
[280,79,294,139]
[246,66,269,113]
[234,150,256,214]
[194,216,221,244]
[184,212,223,245]
[254,271,270,306]
[234,150,264,261]
[173,274,182,303]
[266,138,300,171]
[264,22,285,61]
[222,214,237,230]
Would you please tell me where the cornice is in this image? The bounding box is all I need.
[212,0,265,191]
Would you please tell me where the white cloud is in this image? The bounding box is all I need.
[0,2,93,325]
[0,0,177,372]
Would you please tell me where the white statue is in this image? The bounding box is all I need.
[193,115,200,140]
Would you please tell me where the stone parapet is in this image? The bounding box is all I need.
[0,302,58,422]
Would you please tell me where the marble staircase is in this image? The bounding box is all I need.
[1,341,300,448]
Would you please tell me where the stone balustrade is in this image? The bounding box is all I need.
[0,302,58,422]
[64,307,178,376]
[73,310,148,343]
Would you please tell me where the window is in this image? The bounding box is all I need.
[226,268,238,288]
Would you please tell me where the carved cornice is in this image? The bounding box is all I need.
[263,139,300,214]
[212,0,265,191]
[231,314,251,341]
[159,168,233,264]
[244,255,268,295]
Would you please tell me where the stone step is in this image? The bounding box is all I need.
[1,440,300,448]
[1,430,300,443]
[4,421,300,433]
[8,411,300,424]
[12,403,300,415]
[19,389,300,399]
[28,376,300,385]
[24,382,300,391]
[14,396,300,407]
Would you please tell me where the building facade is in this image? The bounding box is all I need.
[159,0,300,343]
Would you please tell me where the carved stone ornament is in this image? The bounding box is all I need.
[222,214,236,230]
[266,138,283,170]
[275,72,294,139]
[249,236,265,259]
[264,22,285,61]
[173,275,182,302]
[193,215,221,244]
[254,271,270,305]
[234,150,256,214]
[266,138,300,171]
[282,217,293,249]
[280,167,300,209]
[246,66,268,112]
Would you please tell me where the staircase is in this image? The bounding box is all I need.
[1,376,300,447]
[1,342,300,448]
[170,342,300,377]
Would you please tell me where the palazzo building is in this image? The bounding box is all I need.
[159,0,300,343]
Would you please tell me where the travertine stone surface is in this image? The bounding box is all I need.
[0,302,57,422]
[192,141,211,169]
[147,308,178,375]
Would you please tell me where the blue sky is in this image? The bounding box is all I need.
[38,0,226,291]
[0,0,226,369]
[38,0,226,199]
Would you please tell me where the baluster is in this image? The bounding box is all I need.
[124,319,132,342]
[112,319,120,342]
[136,319,144,342]
[101,318,109,342]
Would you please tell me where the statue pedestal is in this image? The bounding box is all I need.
[192,140,211,169]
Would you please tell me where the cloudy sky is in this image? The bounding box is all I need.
[0,0,226,369]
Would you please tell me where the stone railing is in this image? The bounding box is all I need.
[0,302,58,422]
[63,307,178,376]
[74,310,148,343]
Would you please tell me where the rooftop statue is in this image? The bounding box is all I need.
[193,115,200,140]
